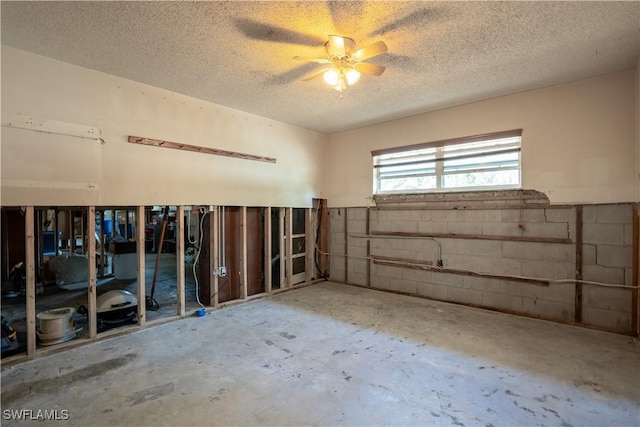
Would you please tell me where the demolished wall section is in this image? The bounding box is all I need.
[329,192,637,334]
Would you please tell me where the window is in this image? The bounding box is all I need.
[372,130,522,194]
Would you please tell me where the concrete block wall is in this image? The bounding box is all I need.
[328,200,637,335]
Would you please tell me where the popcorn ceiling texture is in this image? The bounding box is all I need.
[2,1,638,134]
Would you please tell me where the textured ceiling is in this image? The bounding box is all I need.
[2,1,639,134]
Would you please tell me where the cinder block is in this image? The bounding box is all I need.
[348,219,367,233]
[401,210,423,221]
[596,204,632,224]
[624,224,634,246]
[457,239,503,257]
[416,282,448,300]
[385,220,418,233]
[464,209,502,223]
[432,210,465,222]
[582,285,631,312]
[582,264,625,284]
[596,245,632,269]
[446,255,485,273]
[482,291,523,312]
[520,209,546,223]
[544,244,575,264]
[502,241,546,260]
[582,244,596,265]
[581,306,631,334]
[463,276,501,292]
[386,278,418,294]
[417,221,449,234]
[482,222,520,236]
[544,207,576,223]
[431,272,463,287]
[348,208,367,220]
[370,238,404,251]
[521,298,573,322]
[371,275,389,289]
[420,210,433,221]
[372,263,402,279]
[448,221,483,235]
[500,281,574,303]
[521,222,570,239]
[481,257,522,276]
[402,268,432,282]
[625,268,633,286]
[348,272,368,286]
[501,210,522,223]
[351,259,369,274]
[583,223,625,245]
[447,286,483,306]
[521,260,573,280]
[582,205,597,224]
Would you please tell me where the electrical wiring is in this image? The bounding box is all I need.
[315,245,640,290]
[347,231,442,261]
[192,211,208,309]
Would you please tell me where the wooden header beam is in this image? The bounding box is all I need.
[128,136,276,164]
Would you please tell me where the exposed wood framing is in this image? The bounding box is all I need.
[371,254,433,266]
[370,230,572,244]
[87,206,97,339]
[264,207,272,294]
[25,206,36,357]
[372,259,549,286]
[136,205,146,326]
[305,208,314,284]
[633,204,639,336]
[176,206,185,317]
[241,206,248,300]
[344,208,349,283]
[212,207,219,308]
[285,208,293,288]
[574,205,583,324]
[319,200,329,277]
[128,136,276,164]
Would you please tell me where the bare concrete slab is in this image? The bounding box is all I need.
[2,282,639,426]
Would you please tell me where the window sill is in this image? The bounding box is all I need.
[372,189,549,208]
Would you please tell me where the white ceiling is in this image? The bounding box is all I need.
[2,1,639,134]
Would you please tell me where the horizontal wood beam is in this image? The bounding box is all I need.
[128,136,276,164]
[372,259,549,286]
[370,230,572,244]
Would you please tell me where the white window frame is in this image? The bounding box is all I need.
[372,129,522,194]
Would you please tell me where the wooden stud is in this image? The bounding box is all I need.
[305,208,313,284]
[25,206,36,357]
[136,205,146,326]
[319,200,329,277]
[279,210,285,288]
[344,208,349,283]
[87,206,97,339]
[128,135,277,164]
[574,205,583,324]
[265,207,272,293]
[98,210,105,277]
[241,206,248,300]
[285,208,293,288]
[212,207,219,308]
[632,204,639,336]
[176,206,185,317]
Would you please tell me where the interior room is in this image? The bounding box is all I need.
[1,1,639,426]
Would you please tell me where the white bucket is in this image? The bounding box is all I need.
[36,307,77,345]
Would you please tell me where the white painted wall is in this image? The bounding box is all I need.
[1,47,328,207]
[327,69,638,207]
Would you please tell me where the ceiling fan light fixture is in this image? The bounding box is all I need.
[323,67,340,87]
[345,68,361,85]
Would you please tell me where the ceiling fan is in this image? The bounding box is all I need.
[293,35,387,95]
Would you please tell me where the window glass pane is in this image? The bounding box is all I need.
[379,176,437,192]
[442,170,520,188]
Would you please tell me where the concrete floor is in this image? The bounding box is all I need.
[2,282,639,426]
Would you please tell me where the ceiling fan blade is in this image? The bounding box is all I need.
[293,56,332,64]
[301,67,330,81]
[368,8,440,37]
[234,18,324,46]
[354,62,386,76]
[351,41,388,61]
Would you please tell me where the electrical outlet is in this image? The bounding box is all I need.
[219,266,227,277]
